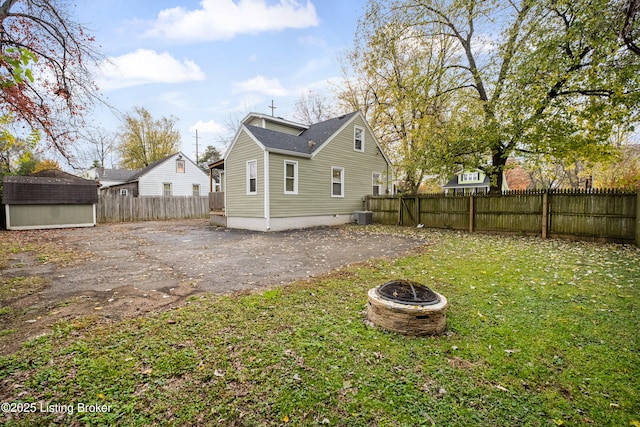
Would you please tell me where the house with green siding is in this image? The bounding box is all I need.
[218,111,392,231]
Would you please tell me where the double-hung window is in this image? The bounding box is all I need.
[284,160,298,194]
[372,172,383,196]
[331,167,344,197]
[354,126,364,152]
[163,183,172,197]
[461,172,479,182]
[246,160,257,195]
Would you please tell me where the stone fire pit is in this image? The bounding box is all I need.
[367,280,448,336]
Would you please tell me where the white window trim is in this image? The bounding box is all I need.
[192,184,200,196]
[354,125,365,152]
[331,166,344,198]
[246,160,257,195]
[372,172,383,196]
[119,188,128,196]
[176,159,186,173]
[163,183,172,197]
[284,160,298,195]
[461,172,480,183]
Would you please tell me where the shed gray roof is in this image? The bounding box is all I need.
[244,111,359,156]
[3,172,98,204]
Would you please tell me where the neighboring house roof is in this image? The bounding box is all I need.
[442,175,490,189]
[2,170,98,204]
[95,168,139,182]
[242,111,361,158]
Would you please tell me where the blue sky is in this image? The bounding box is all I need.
[75,0,367,166]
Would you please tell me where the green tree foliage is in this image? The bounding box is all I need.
[339,10,471,193]
[117,107,181,169]
[346,0,640,192]
[197,145,222,171]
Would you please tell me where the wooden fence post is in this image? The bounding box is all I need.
[469,194,474,233]
[542,191,548,239]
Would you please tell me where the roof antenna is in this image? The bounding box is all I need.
[268,100,277,117]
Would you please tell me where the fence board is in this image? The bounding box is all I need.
[98,195,209,223]
[209,192,225,211]
[367,189,638,244]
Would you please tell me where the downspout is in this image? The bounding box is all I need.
[264,150,270,230]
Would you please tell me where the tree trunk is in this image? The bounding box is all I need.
[490,150,508,193]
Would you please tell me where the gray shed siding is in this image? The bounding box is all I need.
[6,204,95,230]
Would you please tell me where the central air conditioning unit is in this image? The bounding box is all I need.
[354,210,373,225]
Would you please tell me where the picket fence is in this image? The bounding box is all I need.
[366,189,640,245]
[97,195,209,223]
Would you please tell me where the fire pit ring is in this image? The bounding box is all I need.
[367,280,448,336]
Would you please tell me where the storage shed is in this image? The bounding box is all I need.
[2,170,99,230]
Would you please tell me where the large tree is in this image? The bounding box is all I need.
[350,0,640,191]
[197,144,222,171]
[117,107,181,169]
[339,11,469,193]
[0,0,102,160]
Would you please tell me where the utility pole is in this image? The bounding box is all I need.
[268,100,277,117]
[193,129,199,164]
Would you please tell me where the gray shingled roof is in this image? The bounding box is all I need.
[97,168,139,181]
[244,112,359,156]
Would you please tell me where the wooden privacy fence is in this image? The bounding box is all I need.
[209,192,224,211]
[98,195,209,223]
[366,189,640,245]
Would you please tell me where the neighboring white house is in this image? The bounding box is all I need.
[216,111,393,231]
[86,168,138,189]
[442,169,509,194]
[100,152,210,197]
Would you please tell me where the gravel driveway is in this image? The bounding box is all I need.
[1,219,426,353]
[48,219,425,295]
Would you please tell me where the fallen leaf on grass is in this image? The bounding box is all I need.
[214,369,225,377]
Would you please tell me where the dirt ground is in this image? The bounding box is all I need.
[0,219,426,354]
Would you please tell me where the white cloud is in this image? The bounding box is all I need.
[298,35,326,48]
[145,0,319,41]
[232,75,289,97]
[97,49,205,91]
[189,119,226,134]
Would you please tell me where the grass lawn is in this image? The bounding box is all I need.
[1,226,638,426]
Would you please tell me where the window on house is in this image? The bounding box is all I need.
[372,172,383,196]
[331,167,344,197]
[284,160,298,194]
[247,160,257,195]
[119,189,128,196]
[354,126,364,152]
[192,184,200,196]
[163,183,172,196]
[176,159,185,173]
